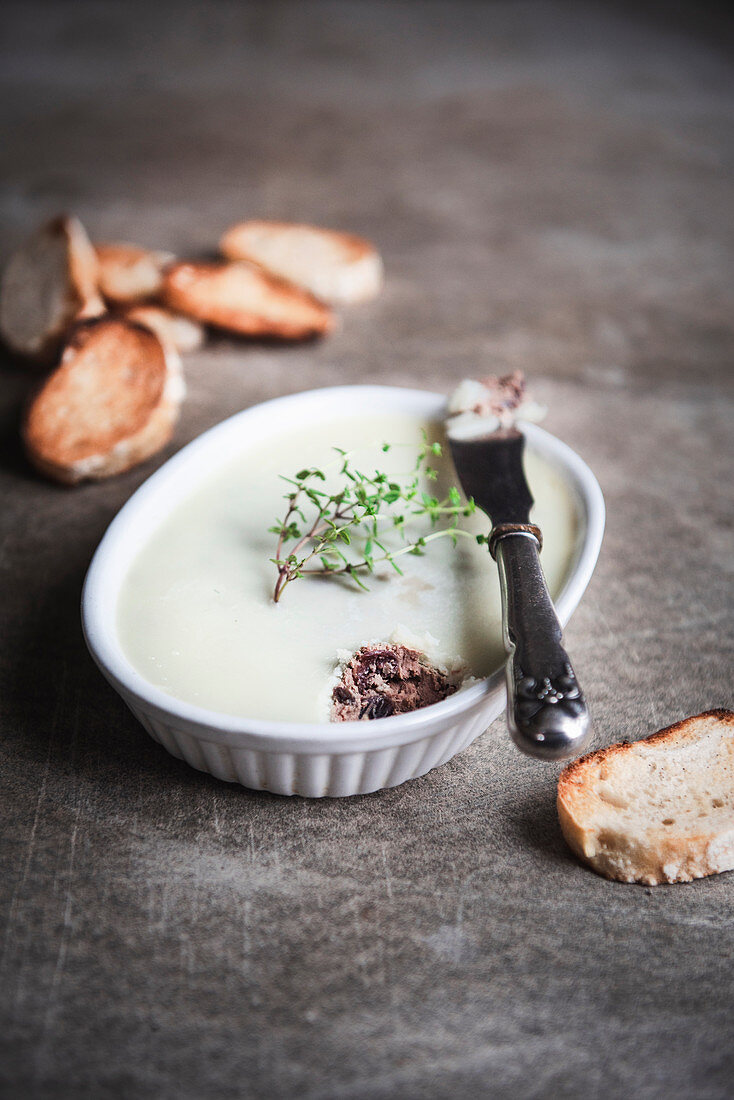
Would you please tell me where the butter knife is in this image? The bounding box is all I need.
[449,428,591,761]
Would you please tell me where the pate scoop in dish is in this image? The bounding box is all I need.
[115,408,577,723]
[82,385,604,796]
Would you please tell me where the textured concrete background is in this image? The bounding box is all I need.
[1,2,733,1097]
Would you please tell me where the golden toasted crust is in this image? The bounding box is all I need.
[23,317,183,484]
[160,260,334,339]
[557,710,734,885]
[219,220,383,304]
[0,215,104,366]
[559,709,734,784]
[95,242,175,305]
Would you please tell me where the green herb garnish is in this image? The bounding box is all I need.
[269,436,476,603]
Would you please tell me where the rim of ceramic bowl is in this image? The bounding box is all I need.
[82,385,605,751]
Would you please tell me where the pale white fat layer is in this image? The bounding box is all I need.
[446,378,547,439]
[447,408,548,441]
[116,414,578,722]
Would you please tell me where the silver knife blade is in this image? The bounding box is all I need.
[447,424,591,762]
[448,427,533,527]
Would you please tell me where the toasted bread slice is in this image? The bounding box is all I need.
[122,304,205,353]
[0,215,104,365]
[220,220,383,304]
[95,242,175,305]
[161,260,334,339]
[23,317,185,485]
[558,710,734,885]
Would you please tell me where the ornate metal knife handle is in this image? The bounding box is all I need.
[494,531,591,761]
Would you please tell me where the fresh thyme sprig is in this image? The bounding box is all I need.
[269,436,477,603]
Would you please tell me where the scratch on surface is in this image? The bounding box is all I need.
[2,662,67,980]
[47,809,79,1001]
[423,869,479,964]
[592,599,642,670]
[35,800,81,1078]
[180,935,195,978]
[347,897,371,989]
[271,847,282,877]
[380,843,393,900]
[594,601,617,647]
[158,878,171,931]
[1,755,50,975]
[241,899,252,970]
[455,869,479,932]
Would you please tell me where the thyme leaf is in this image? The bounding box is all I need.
[270,435,475,603]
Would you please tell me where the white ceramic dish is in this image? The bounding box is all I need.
[82,386,605,797]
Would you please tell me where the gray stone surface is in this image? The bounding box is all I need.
[1,3,732,1097]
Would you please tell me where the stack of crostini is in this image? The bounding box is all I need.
[0,215,383,484]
